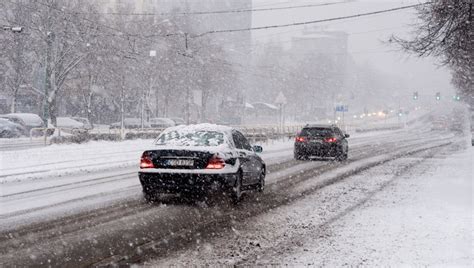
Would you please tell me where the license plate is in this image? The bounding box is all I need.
[167,159,194,166]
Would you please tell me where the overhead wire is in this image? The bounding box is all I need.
[5,0,427,69]
[192,2,430,37]
[70,1,353,16]
[215,25,408,53]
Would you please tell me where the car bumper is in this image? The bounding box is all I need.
[138,172,237,194]
[295,143,340,157]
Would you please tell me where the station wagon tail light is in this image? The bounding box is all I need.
[295,136,307,142]
[140,152,154,169]
[206,156,225,169]
[324,137,337,143]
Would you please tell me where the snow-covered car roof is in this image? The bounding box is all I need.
[3,113,44,127]
[111,118,149,126]
[170,117,185,124]
[56,117,84,128]
[150,118,175,125]
[154,123,234,149]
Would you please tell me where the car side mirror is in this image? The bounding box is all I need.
[344,134,350,138]
[252,145,263,153]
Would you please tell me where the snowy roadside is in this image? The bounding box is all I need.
[277,145,473,266]
[0,139,294,183]
[0,128,410,183]
[148,143,472,266]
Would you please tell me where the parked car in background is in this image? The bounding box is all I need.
[0,118,26,138]
[56,117,88,134]
[170,117,185,125]
[0,113,44,134]
[150,117,175,128]
[71,117,93,130]
[110,118,150,129]
[294,124,349,161]
[138,124,265,203]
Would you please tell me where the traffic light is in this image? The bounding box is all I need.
[413,91,418,100]
[436,92,441,101]
[453,95,461,101]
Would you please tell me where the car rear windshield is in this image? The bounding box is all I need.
[300,128,335,137]
[155,130,224,147]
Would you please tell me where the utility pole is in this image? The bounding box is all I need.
[184,0,192,125]
[185,33,189,51]
[184,32,191,124]
[44,31,55,126]
[120,75,125,139]
[12,31,19,113]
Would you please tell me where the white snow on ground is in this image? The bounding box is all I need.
[272,145,473,266]
[149,141,471,267]
[0,129,412,183]
[0,138,295,230]
[0,139,155,181]
[297,146,473,266]
[0,138,295,183]
[0,122,438,232]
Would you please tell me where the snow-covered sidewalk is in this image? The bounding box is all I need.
[306,145,473,266]
[268,145,473,266]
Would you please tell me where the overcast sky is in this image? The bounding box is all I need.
[251,0,453,95]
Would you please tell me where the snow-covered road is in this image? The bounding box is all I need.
[151,140,472,267]
[0,121,466,266]
[0,124,443,230]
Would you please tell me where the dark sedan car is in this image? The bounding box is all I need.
[138,124,266,203]
[294,124,349,161]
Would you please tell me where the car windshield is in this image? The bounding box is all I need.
[155,130,224,147]
[0,119,11,126]
[300,128,334,137]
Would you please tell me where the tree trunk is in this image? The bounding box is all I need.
[10,94,16,113]
[200,90,209,123]
[48,97,57,127]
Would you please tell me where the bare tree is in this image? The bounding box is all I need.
[1,0,33,113]
[392,0,473,106]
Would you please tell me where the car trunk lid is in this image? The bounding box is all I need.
[144,149,215,169]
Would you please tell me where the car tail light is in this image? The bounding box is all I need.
[324,137,337,143]
[206,156,225,169]
[295,136,307,142]
[140,152,154,169]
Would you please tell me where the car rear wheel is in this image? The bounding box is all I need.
[231,171,243,203]
[257,168,265,192]
[336,148,348,161]
[294,151,305,160]
[143,187,158,203]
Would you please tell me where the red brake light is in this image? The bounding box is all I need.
[140,152,154,169]
[206,156,225,169]
[324,137,337,143]
[296,136,307,142]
